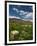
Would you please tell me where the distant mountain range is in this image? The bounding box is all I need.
[9,16,33,22]
[9,18,32,25]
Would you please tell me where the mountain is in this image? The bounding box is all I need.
[9,16,32,22]
[9,18,32,25]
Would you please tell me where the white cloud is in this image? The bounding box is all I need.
[9,16,21,19]
[13,8,28,16]
[20,12,33,21]
[20,10,24,13]
[25,12,33,18]
[12,8,33,20]
[19,10,32,19]
[13,8,32,19]
[13,8,19,13]
[19,10,28,15]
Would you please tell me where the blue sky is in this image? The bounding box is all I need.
[9,5,33,20]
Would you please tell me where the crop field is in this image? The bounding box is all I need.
[9,19,33,41]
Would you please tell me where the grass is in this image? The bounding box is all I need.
[9,19,33,41]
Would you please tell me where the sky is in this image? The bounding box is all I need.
[9,5,33,20]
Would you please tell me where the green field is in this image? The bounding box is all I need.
[9,18,33,41]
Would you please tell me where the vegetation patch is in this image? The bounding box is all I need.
[9,19,33,41]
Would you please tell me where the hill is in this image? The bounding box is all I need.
[9,18,32,25]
